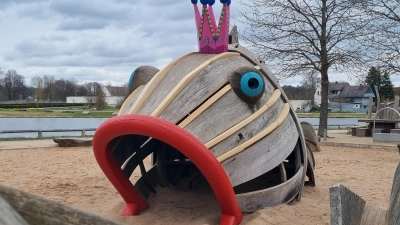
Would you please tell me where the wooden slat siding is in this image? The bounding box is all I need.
[0,196,29,225]
[183,76,275,144]
[160,56,252,123]
[129,52,199,114]
[229,44,308,200]
[236,166,303,213]
[206,89,281,151]
[388,162,400,225]
[330,184,376,225]
[119,85,143,115]
[151,52,240,117]
[178,85,232,128]
[217,103,290,162]
[222,115,299,187]
[210,97,284,158]
[135,54,216,116]
[0,184,123,225]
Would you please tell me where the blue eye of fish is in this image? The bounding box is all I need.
[228,68,265,104]
[240,72,264,97]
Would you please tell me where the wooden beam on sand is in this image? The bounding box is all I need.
[0,184,123,225]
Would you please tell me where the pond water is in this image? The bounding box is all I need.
[0,118,108,138]
[0,117,365,138]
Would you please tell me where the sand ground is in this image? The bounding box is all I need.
[0,144,399,225]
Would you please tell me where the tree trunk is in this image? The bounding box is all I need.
[318,73,329,137]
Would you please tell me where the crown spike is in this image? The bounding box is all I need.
[191,0,230,54]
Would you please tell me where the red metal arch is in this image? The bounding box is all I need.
[93,114,242,225]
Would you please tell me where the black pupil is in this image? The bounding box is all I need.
[248,78,259,89]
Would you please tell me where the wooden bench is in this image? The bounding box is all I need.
[391,129,400,134]
[348,124,369,136]
[356,127,369,137]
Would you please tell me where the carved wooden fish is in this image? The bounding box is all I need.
[93,44,316,224]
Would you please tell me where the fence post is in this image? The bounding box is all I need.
[81,130,85,137]
[38,130,42,139]
[323,129,327,141]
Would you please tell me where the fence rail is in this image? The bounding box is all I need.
[311,124,360,129]
[0,128,97,138]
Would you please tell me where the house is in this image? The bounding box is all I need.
[289,100,312,112]
[314,82,375,113]
[66,85,128,106]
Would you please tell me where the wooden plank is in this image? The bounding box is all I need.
[236,166,303,213]
[217,103,290,162]
[183,77,275,144]
[0,196,29,225]
[387,162,400,225]
[206,89,281,149]
[129,52,198,114]
[151,52,240,117]
[160,56,256,123]
[178,85,232,128]
[222,115,299,186]
[229,44,308,201]
[210,97,284,158]
[136,53,216,115]
[0,184,123,225]
[118,85,143,115]
[134,165,158,200]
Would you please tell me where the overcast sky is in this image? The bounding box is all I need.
[0,0,399,87]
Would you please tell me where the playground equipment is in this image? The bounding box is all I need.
[93,1,317,224]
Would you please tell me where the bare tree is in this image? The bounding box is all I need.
[31,76,45,110]
[84,82,106,110]
[361,0,400,73]
[43,75,56,106]
[301,71,321,106]
[1,70,26,100]
[238,0,372,136]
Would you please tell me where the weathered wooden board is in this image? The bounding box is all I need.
[387,162,400,225]
[152,52,240,117]
[0,184,123,225]
[330,184,387,225]
[178,85,232,128]
[0,196,29,225]
[183,79,275,145]
[119,85,143,115]
[129,52,198,114]
[129,66,159,92]
[222,115,299,186]
[236,166,303,213]
[137,53,216,115]
[229,44,308,200]
[210,96,284,158]
[206,90,281,150]
[160,56,255,123]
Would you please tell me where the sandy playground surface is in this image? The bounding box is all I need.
[0,144,399,225]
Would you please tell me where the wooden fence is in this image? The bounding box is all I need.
[0,128,97,138]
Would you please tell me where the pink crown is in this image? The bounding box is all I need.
[191,0,231,54]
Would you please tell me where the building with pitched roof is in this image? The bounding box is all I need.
[314,82,375,113]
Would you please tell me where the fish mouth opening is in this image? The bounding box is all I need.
[93,114,242,224]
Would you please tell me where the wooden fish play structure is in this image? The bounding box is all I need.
[92,1,317,225]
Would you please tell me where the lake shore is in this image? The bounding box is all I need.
[0,143,398,225]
